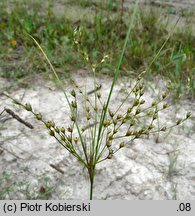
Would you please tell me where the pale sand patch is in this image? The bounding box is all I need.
[0,73,194,199]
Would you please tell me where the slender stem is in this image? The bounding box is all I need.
[88,165,95,200]
[96,1,139,150]
[27,34,89,164]
[89,174,94,200]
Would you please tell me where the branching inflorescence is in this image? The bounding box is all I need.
[4,1,191,199]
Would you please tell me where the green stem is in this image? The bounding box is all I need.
[95,1,139,161]
[88,165,96,200]
[89,175,94,200]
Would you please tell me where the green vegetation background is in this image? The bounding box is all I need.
[0,0,194,99]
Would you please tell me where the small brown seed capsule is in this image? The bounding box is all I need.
[140,91,144,96]
[67,127,73,132]
[161,127,166,131]
[109,109,114,118]
[117,114,122,119]
[147,111,153,116]
[140,127,146,133]
[96,84,102,89]
[14,100,21,105]
[163,103,168,109]
[106,142,111,148]
[67,136,72,142]
[97,93,101,98]
[140,99,145,105]
[25,104,32,111]
[127,107,132,113]
[176,119,182,125]
[135,109,141,115]
[122,118,127,124]
[71,101,77,109]
[94,106,98,112]
[49,130,55,136]
[133,99,139,106]
[130,120,135,126]
[50,122,55,127]
[162,92,167,99]
[135,85,140,92]
[71,116,76,122]
[74,137,79,144]
[70,89,76,97]
[119,142,125,148]
[108,135,113,140]
[61,135,66,141]
[113,129,118,134]
[186,112,191,119]
[153,114,157,120]
[103,121,107,127]
[36,113,42,120]
[107,120,111,126]
[55,127,60,133]
[137,75,141,81]
[113,119,118,125]
[125,113,131,119]
[87,115,91,121]
[61,127,65,133]
[45,121,52,128]
[152,102,157,107]
[86,107,90,113]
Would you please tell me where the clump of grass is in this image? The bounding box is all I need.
[0,171,16,200]
[22,177,53,200]
[167,150,181,178]
[5,1,191,199]
[171,183,178,200]
[0,171,53,200]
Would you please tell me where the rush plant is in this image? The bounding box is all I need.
[5,1,191,200]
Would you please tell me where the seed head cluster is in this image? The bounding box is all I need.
[8,27,191,168]
[11,70,191,163]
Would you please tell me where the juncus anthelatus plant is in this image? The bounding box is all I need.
[5,0,191,199]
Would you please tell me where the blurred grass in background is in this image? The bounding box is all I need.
[0,0,194,99]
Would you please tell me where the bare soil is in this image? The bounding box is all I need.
[0,73,194,199]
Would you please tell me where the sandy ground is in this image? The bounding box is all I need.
[0,71,194,200]
[50,0,195,36]
[131,0,195,8]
